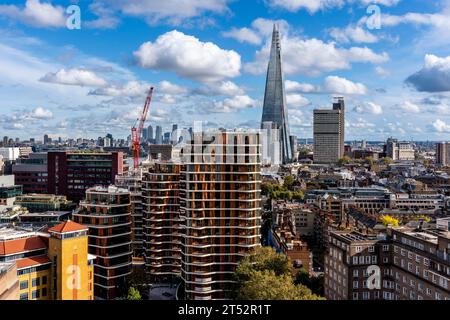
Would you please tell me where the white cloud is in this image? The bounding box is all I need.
[354,102,383,115]
[29,107,53,119]
[207,95,258,113]
[158,80,189,95]
[375,66,390,77]
[399,101,420,113]
[433,119,450,133]
[245,36,388,76]
[92,0,231,26]
[40,68,108,87]
[323,76,368,95]
[266,0,399,14]
[285,80,317,93]
[222,27,262,45]
[0,0,66,28]
[286,94,310,107]
[134,30,241,83]
[194,81,245,96]
[406,54,450,92]
[329,26,378,44]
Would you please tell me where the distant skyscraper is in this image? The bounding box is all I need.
[437,142,450,166]
[43,134,49,145]
[261,25,293,164]
[313,98,345,164]
[155,126,163,145]
[147,125,153,142]
[172,124,178,133]
[142,128,148,142]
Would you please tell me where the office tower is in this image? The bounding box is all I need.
[147,125,154,142]
[47,221,95,300]
[142,162,182,282]
[0,222,93,300]
[261,25,292,164]
[43,135,50,145]
[313,98,345,164]
[73,186,132,300]
[163,132,171,144]
[116,170,144,258]
[172,124,178,133]
[385,138,415,161]
[180,131,262,300]
[290,135,298,161]
[2,136,8,146]
[142,128,148,143]
[155,126,163,145]
[47,151,124,202]
[436,142,450,166]
[104,136,112,148]
[261,121,281,165]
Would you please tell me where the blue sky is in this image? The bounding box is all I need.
[1,0,450,141]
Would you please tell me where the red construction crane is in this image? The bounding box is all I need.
[131,86,154,169]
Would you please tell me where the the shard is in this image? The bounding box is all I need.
[261,25,293,164]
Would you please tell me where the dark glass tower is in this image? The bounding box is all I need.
[261,25,293,164]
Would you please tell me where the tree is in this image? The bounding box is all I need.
[338,157,351,166]
[232,247,324,300]
[283,175,295,189]
[365,156,374,166]
[294,268,324,296]
[237,270,323,300]
[380,215,399,227]
[380,157,394,165]
[126,286,142,300]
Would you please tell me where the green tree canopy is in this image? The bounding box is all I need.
[233,247,324,300]
[126,286,142,300]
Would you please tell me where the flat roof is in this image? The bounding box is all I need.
[20,211,71,217]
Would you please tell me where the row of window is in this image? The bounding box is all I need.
[20,276,47,290]
[20,288,47,300]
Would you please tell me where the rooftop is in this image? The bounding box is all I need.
[48,220,87,234]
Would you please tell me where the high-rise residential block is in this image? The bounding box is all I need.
[12,153,48,194]
[73,186,132,300]
[180,131,262,300]
[142,162,182,282]
[436,142,450,166]
[313,98,345,164]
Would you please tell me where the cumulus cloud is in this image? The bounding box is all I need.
[194,81,245,96]
[91,0,231,26]
[40,68,108,87]
[375,66,390,77]
[285,80,317,94]
[285,76,367,95]
[266,0,400,14]
[28,107,53,119]
[329,26,378,44]
[0,0,66,28]
[134,30,241,83]
[222,27,262,45]
[205,95,258,113]
[433,119,450,133]
[354,102,383,115]
[245,36,388,76]
[286,94,310,107]
[399,101,420,113]
[406,54,450,92]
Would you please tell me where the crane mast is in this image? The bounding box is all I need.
[131,86,154,169]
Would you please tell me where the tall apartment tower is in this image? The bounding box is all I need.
[155,126,163,145]
[116,170,144,259]
[261,25,293,164]
[313,98,345,164]
[142,162,182,283]
[180,131,262,300]
[436,142,450,166]
[147,125,154,142]
[73,186,132,300]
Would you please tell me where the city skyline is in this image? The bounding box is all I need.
[1,1,450,141]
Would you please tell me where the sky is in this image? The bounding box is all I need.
[1,0,450,141]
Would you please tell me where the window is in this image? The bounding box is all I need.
[426,288,432,296]
[42,276,47,285]
[355,246,362,253]
[372,256,377,264]
[42,288,47,297]
[353,270,359,277]
[32,277,40,287]
[353,281,359,289]
[383,245,389,252]
[368,246,375,253]
[20,280,28,290]
[353,292,358,300]
[20,293,28,300]
[436,292,441,300]
[32,290,40,299]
